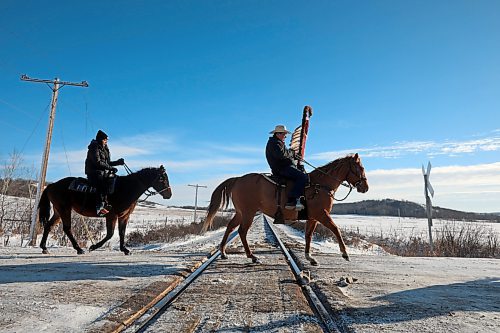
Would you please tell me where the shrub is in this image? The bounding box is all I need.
[286,220,499,258]
[126,215,231,246]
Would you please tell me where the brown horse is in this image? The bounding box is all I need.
[38,166,172,255]
[202,154,368,265]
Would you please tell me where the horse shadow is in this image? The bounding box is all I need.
[335,277,500,325]
[0,261,177,284]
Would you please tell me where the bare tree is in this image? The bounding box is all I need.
[0,150,23,232]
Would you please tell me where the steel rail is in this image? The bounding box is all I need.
[120,228,241,333]
[263,214,341,333]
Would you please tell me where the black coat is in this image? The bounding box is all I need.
[265,136,296,175]
[85,140,120,176]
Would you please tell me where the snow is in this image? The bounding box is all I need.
[0,202,499,332]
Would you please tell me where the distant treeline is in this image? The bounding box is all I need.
[333,199,500,222]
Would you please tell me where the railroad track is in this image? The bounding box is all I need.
[263,215,342,333]
[110,214,342,333]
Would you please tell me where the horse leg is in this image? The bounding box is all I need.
[239,214,259,264]
[118,217,131,255]
[219,213,241,260]
[89,216,116,252]
[60,212,85,255]
[318,213,350,261]
[305,219,319,266]
[40,213,61,254]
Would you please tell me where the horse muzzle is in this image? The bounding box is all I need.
[355,179,369,193]
[162,187,172,199]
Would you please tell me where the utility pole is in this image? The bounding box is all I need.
[188,184,207,223]
[21,75,88,246]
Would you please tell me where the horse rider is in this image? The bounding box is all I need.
[265,125,308,210]
[85,130,125,216]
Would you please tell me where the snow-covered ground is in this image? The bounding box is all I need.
[1,199,499,332]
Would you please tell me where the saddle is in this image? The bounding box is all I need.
[68,176,117,194]
[261,173,286,187]
[68,178,97,193]
[261,173,308,223]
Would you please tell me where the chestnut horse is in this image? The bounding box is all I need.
[202,154,368,265]
[38,166,172,255]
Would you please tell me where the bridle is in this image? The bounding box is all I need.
[347,160,367,190]
[302,157,366,201]
[123,163,171,201]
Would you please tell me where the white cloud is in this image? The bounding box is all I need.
[356,162,500,213]
[311,134,500,161]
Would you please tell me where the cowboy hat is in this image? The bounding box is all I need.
[269,125,291,134]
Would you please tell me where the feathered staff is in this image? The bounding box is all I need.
[289,105,313,168]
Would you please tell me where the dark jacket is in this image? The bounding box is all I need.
[265,136,296,175]
[85,140,119,176]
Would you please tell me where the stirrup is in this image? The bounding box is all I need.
[295,199,305,211]
[97,207,109,217]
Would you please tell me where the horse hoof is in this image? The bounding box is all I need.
[252,257,261,264]
[220,253,228,260]
[342,253,350,261]
[123,250,131,255]
[310,259,319,266]
[89,245,96,252]
[77,249,86,255]
[42,249,50,255]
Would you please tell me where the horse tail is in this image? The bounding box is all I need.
[38,187,51,227]
[202,177,238,233]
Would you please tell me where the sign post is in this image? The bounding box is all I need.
[188,184,207,223]
[422,161,434,252]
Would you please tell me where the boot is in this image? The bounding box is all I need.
[96,194,109,216]
[96,204,109,217]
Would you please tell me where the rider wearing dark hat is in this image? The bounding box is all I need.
[85,130,125,216]
[266,125,307,210]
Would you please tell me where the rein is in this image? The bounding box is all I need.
[301,159,351,188]
[123,163,170,201]
[301,158,362,201]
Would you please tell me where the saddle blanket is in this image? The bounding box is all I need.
[68,178,97,193]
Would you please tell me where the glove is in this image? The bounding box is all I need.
[116,158,125,165]
[110,167,118,173]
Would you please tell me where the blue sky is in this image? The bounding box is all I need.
[1,1,499,212]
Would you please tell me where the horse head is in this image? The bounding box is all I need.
[152,165,172,199]
[345,153,369,193]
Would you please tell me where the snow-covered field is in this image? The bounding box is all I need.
[1,196,499,332]
[0,208,498,332]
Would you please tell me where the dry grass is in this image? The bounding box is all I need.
[126,215,230,246]
[287,220,499,258]
[50,215,106,248]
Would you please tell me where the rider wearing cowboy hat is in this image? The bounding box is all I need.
[266,125,307,210]
[85,130,125,216]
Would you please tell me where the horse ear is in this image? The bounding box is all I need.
[354,153,359,161]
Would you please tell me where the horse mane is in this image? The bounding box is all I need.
[124,167,159,180]
[310,154,354,177]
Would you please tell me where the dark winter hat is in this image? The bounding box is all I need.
[96,130,108,141]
